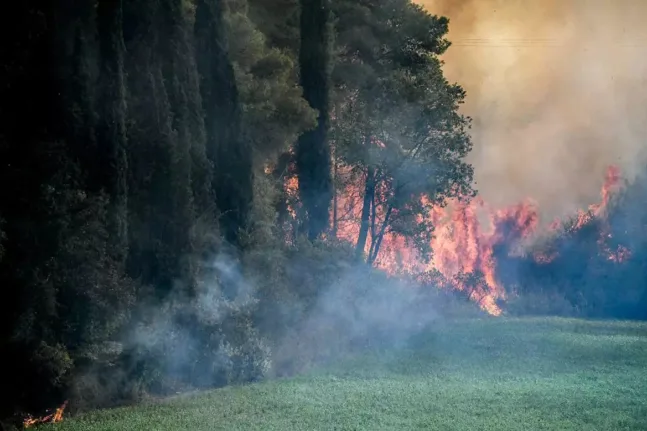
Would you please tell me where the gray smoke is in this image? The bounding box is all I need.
[419,0,647,221]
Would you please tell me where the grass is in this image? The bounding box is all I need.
[47,317,647,430]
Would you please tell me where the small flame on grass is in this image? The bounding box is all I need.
[23,401,67,429]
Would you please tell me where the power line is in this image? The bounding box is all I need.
[449,38,647,47]
[451,45,646,47]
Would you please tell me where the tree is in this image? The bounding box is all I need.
[195,0,253,248]
[296,0,334,240]
[226,0,315,244]
[247,0,300,54]
[0,1,137,418]
[120,0,203,296]
[96,0,129,264]
[0,217,4,263]
[226,0,316,165]
[331,0,475,264]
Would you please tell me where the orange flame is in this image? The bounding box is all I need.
[423,197,540,315]
[23,401,67,429]
[572,165,622,230]
[280,162,626,316]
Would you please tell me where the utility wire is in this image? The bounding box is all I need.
[449,38,647,47]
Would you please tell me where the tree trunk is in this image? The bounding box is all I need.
[332,144,338,237]
[356,165,375,258]
[368,204,393,266]
[296,0,332,240]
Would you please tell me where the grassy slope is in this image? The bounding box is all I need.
[48,318,647,431]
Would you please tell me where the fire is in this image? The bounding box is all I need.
[280,163,626,316]
[23,401,67,429]
[572,165,622,230]
[417,165,625,314]
[284,176,299,219]
[422,198,540,315]
[328,166,543,315]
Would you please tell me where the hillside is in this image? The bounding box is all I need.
[44,318,647,431]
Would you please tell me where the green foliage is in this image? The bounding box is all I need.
[51,191,136,347]
[196,0,254,248]
[0,152,135,417]
[119,261,271,398]
[245,236,354,341]
[247,0,300,53]
[506,289,579,317]
[330,0,475,263]
[226,3,317,162]
[28,342,74,394]
[96,0,129,264]
[245,237,480,378]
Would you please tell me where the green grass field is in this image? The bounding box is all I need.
[46,317,647,431]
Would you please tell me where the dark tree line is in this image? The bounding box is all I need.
[0,0,484,424]
[0,0,263,420]
[0,0,345,420]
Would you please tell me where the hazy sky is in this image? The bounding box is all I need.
[417,0,647,219]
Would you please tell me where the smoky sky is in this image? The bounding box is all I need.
[417,0,647,221]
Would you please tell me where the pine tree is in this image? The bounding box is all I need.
[331,0,474,263]
[247,0,300,53]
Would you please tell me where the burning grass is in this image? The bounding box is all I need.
[22,402,66,429]
[42,317,647,430]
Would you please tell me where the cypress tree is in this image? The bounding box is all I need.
[157,0,201,290]
[97,0,129,264]
[296,0,333,240]
[0,0,67,416]
[195,0,254,248]
[123,0,180,294]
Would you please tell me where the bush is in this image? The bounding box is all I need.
[505,286,579,317]
[253,239,484,378]
[501,169,647,320]
[67,342,144,412]
[107,252,272,400]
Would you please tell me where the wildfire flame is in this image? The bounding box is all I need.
[280,163,626,316]
[23,401,67,429]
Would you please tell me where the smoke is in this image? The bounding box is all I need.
[118,245,480,394]
[418,0,647,221]
[269,254,489,377]
[119,252,268,393]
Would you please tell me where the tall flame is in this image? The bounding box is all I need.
[280,164,625,316]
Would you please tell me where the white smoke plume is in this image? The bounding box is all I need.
[418,0,647,220]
